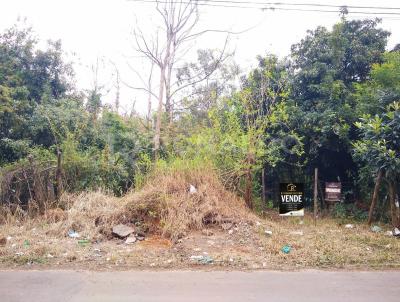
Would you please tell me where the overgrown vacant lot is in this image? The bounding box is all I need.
[0,165,399,270]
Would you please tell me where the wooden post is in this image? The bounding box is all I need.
[314,168,318,226]
[388,181,399,228]
[56,150,63,199]
[367,169,383,225]
[262,167,266,207]
[318,180,325,211]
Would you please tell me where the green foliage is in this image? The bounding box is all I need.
[332,203,368,221]
[353,52,400,183]
[290,18,389,182]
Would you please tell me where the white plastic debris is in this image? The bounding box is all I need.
[345,224,354,229]
[68,230,80,238]
[228,229,234,235]
[290,231,304,236]
[189,184,197,194]
[393,227,400,236]
[371,225,382,233]
[264,230,273,236]
[190,255,204,260]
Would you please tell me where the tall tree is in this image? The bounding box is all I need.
[290,18,390,181]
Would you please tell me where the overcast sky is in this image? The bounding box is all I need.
[0,0,399,114]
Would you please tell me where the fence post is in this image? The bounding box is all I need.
[56,150,63,199]
[314,168,318,226]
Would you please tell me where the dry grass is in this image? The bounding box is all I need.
[1,160,253,242]
[1,161,399,270]
[118,161,252,240]
[254,214,400,269]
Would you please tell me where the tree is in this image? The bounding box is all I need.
[132,0,231,159]
[289,18,390,183]
[353,51,400,226]
[0,24,73,164]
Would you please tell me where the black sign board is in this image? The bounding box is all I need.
[279,183,304,216]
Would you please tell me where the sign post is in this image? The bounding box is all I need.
[279,183,304,216]
[314,168,318,226]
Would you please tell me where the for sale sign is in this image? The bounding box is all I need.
[325,182,341,202]
[279,183,304,216]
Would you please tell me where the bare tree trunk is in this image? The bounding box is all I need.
[165,62,173,124]
[388,181,399,228]
[154,66,166,160]
[314,168,318,226]
[367,169,383,225]
[147,62,154,127]
[55,150,63,199]
[115,70,120,112]
[244,155,253,210]
[262,167,266,205]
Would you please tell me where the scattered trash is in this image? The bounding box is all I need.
[228,229,234,235]
[23,240,30,247]
[68,230,80,238]
[256,221,261,226]
[290,231,303,236]
[385,231,393,236]
[281,245,292,254]
[125,235,137,244]
[193,247,201,252]
[150,263,156,267]
[6,236,12,240]
[393,228,400,237]
[189,184,197,194]
[371,225,382,233]
[47,254,54,258]
[345,224,354,229]
[112,224,135,238]
[264,230,273,236]
[78,239,90,246]
[15,252,24,256]
[190,255,213,264]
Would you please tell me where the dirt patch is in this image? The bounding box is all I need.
[1,212,400,270]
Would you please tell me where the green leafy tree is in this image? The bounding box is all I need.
[290,18,390,183]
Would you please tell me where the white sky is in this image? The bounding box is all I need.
[0,0,399,115]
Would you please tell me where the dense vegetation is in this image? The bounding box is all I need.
[0,17,399,225]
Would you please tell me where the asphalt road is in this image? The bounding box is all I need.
[0,270,399,302]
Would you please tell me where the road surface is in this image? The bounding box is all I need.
[0,270,399,302]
